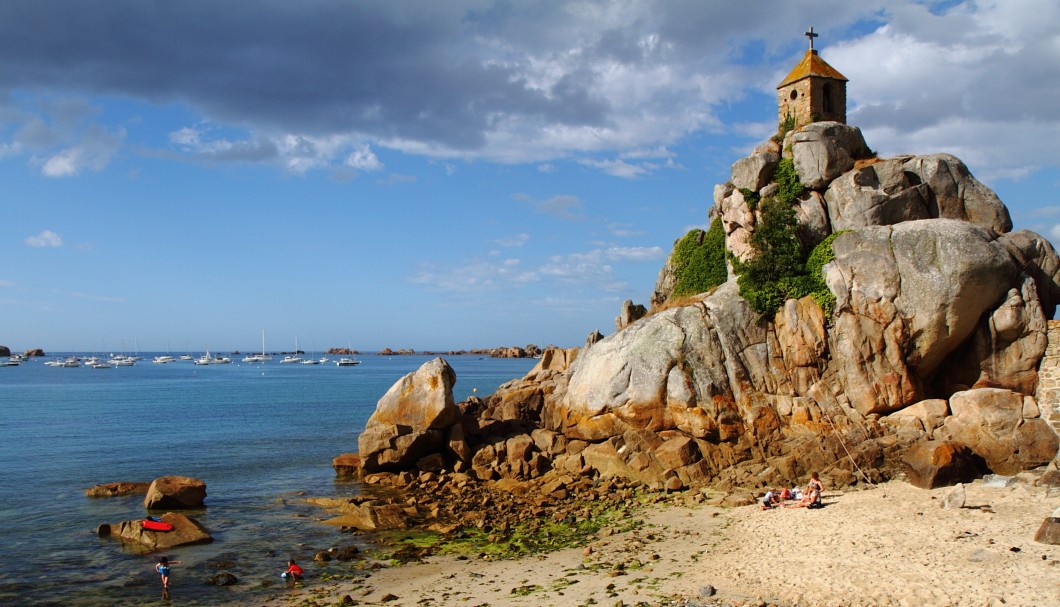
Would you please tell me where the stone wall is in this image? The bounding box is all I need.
[1033,319,1060,466]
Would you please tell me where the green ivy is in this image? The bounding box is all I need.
[671,217,728,298]
[738,187,760,212]
[732,159,842,321]
[774,113,796,144]
[774,158,804,205]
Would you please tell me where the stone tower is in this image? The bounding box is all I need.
[776,27,847,129]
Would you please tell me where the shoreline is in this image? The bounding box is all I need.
[244,477,1059,607]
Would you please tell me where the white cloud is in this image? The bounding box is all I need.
[25,230,63,248]
[344,143,383,172]
[1050,224,1060,243]
[39,125,124,177]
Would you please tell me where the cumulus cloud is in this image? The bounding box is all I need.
[0,1,1054,182]
[25,230,63,247]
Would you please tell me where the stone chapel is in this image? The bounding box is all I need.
[776,27,847,128]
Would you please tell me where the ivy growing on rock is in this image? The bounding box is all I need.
[732,161,840,321]
[672,217,728,298]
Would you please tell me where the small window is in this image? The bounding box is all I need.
[789,90,798,100]
[823,84,833,113]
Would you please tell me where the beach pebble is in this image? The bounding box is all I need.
[699,584,716,598]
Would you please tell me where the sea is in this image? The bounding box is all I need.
[0,353,536,606]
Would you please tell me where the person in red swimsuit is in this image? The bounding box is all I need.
[282,559,304,581]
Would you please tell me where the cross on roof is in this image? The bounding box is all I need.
[805,26,819,51]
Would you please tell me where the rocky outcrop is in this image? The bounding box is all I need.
[349,122,1060,492]
[615,300,647,331]
[332,453,360,479]
[101,512,212,550]
[85,482,151,497]
[936,389,1058,475]
[358,358,459,472]
[143,476,207,510]
[23,348,45,357]
[784,121,872,189]
[0,346,9,357]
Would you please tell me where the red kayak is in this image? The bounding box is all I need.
[141,519,174,532]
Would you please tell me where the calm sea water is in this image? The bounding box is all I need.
[0,353,535,606]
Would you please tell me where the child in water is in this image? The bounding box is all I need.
[282,559,304,581]
[154,556,181,588]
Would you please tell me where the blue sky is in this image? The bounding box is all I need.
[2,0,1059,354]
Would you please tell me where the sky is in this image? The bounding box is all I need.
[2,0,1059,354]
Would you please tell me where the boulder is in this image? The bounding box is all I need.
[785,122,872,189]
[111,512,212,550]
[332,453,361,479]
[998,230,1060,318]
[902,154,1011,235]
[0,346,9,356]
[323,503,409,531]
[823,158,932,231]
[358,358,458,473]
[616,299,647,331]
[85,481,151,498]
[143,476,207,510]
[207,572,238,586]
[941,483,966,509]
[1034,517,1060,545]
[902,440,983,489]
[731,151,780,192]
[938,388,1059,475]
[885,399,950,435]
[826,220,1018,414]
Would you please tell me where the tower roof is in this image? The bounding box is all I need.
[776,49,848,89]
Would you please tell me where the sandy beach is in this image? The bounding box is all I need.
[250,477,1059,607]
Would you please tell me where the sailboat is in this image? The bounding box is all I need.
[280,336,303,364]
[243,330,267,363]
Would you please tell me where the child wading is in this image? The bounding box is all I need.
[154,556,181,589]
[282,559,304,581]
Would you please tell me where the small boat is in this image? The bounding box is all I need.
[0,358,20,367]
[211,355,231,364]
[88,360,113,369]
[194,352,212,365]
[152,355,176,364]
[243,330,267,363]
[335,357,360,366]
[300,358,319,365]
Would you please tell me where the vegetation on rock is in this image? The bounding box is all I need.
[733,161,837,320]
[671,217,728,298]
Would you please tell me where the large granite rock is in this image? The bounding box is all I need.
[731,151,780,192]
[826,220,1018,414]
[143,476,207,510]
[784,122,872,189]
[902,440,983,489]
[937,388,1059,475]
[85,481,151,498]
[358,358,458,472]
[103,512,212,550]
[902,154,1011,234]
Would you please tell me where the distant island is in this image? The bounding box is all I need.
[364,345,545,358]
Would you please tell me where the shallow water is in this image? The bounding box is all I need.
[0,353,534,606]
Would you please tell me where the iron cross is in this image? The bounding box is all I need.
[805,26,819,50]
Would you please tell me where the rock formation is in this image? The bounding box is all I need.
[353,121,1060,492]
[99,512,213,550]
[143,476,207,509]
[0,346,10,357]
[85,481,151,497]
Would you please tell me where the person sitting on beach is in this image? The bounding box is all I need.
[785,486,821,509]
[807,472,824,495]
[761,489,779,509]
[282,559,304,581]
